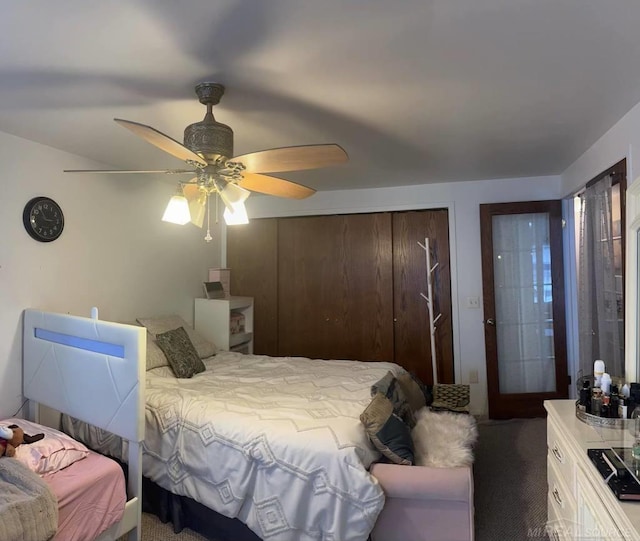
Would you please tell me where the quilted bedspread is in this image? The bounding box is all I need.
[67,352,405,541]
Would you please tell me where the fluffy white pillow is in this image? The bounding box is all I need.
[411,408,477,468]
[3,418,89,475]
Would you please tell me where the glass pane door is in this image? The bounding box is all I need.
[480,200,567,419]
[493,212,556,393]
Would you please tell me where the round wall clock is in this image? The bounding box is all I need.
[22,196,65,242]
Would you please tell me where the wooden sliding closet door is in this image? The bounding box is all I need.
[392,210,453,385]
[227,219,279,356]
[228,210,454,383]
[277,213,395,361]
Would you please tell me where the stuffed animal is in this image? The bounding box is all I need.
[0,424,44,457]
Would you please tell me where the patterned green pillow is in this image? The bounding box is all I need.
[155,326,206,378]
[431,384,470,413]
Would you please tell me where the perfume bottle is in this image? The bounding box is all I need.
[610,384,620,418]
[591,388,603,417]
[579,380,591,414]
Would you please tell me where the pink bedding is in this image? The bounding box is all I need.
[44,450,126,541]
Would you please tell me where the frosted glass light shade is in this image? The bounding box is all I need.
[162,195,191,225]
[223,201,249,225]
[188,198,206,228]
[219,182,250,211]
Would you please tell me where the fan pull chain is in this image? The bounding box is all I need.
[204,193,212,242]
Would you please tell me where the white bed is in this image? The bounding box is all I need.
[65,350,406,541]
[22,308,145,541]
[32,305,416,541]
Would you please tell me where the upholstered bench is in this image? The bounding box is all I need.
[370,462,474,541]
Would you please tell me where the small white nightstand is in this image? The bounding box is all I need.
[194,296,254,353]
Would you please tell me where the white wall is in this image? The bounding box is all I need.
[0,131,222,419]
[243,174,563,416]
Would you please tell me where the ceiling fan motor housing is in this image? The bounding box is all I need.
[184,118,233,161]
[184,82,234,161]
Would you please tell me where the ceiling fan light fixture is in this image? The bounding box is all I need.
[162,194,191,225]
[188,198,206,228]
[223,200,249,225]
[221,181,250,205]
[182,183,207,228]
[214,177,250,212]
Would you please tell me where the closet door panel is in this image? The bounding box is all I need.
[227,219,279,356]
[278,213,394,361]
[393,210,453,384]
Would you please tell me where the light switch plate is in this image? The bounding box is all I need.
[466,296,480,309]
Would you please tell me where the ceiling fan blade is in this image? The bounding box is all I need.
[239,172,316,199]
[233,144,348,173]
[63,169,196,174]
[114,118,208,167]
[182,182,207,228]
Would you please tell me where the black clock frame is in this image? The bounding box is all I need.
[23,196,65,242]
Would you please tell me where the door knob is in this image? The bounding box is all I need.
[485,318,495,326]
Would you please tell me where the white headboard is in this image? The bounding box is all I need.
[22,309,145,443]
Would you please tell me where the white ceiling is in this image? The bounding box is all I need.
[2,0,640,192]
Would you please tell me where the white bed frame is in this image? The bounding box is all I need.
[22,308,145,541]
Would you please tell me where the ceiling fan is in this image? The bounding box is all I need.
[65,82,348,239]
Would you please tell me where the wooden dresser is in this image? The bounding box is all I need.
[545,400,640,540]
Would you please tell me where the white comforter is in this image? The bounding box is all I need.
[69,352,404,541]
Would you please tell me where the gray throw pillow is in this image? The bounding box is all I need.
[146,335,170,370]
[371,371,416,428]
[360,393,414,465]
[119,321,169,371]
[397,373,427,413]
[155,326,206,378]
[137,315,217,359]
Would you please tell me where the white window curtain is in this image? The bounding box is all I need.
[493,213,555,393]
[577,174,623,378]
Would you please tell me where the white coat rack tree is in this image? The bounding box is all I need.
[418,237,442,385]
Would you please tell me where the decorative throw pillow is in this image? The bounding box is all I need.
[360,393,414,465]
[411,408,477,468]
[408,372,433,406]
[155,326,206,378]
[137,315,217,359]
[431,383,470,413]
[3,418,89,475]
[119,321,170,370]
[371,371,416,428]
[371,371,396,396]
[396,373,426,413]
[146,334,170,370]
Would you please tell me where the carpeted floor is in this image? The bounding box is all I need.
[138,417,549,541]
[140,513,209,541]
[474,417,549,541]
